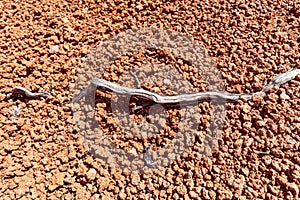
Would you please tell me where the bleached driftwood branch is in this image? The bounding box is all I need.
[72,68,300,104]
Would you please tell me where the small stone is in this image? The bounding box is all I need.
[49,45,59,53]
[271,149,284,158]
[68,147,77,160]
[48,184,58,192]
[118,191,127,199]
[234,139,244,147]
[287,182,299,197]
[244,138,254,147]
[128,148,138,157]
[95,146,111,158]
[283,44,290,51]
[173,193,179,199]
[271,160,281,172]
[209,190,216,199]
[176,184,187,195]
[22,156,32,168]
[268,93,279,102]
[262,156,272,165]
[152,87,161,93]
[202,188,210,200]
[136,4,143,10]
[14,186,28,198]
[106,117,115,124]
[252,94,263,102]
[243,121,252,129]
[55,172,66,186]
[268,185,279,195]
[62,17,69,23]
[280,92,290,100]
[86,168,97,180]
[63,44,69,51]
[163,78,171,85]
[56,149,69,163]
[5,144,19,151]
[241,104,251,113]
[212,165,220,173]
[255,120,266,127]
[189,190,198,199]
[97,177,110,191]
[239,196,247,200]
[131,173,140,186]
[241,167,249,176]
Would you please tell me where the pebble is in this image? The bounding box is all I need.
[163,78,171,85]
[280,92,290,100]
[86,168,97,180]
[286,183,299,197]
[49,45,59,54]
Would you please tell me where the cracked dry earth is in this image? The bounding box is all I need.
[0,0,300,199]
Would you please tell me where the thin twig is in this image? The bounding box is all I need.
[253,149,270,154]
[7,86,51,99]
[129,70,141,89]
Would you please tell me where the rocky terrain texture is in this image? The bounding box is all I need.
[0,0,299,199]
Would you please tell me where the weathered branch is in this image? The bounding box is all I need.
[73,68,300,104]
[7,86,51,99]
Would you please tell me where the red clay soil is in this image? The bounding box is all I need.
[0,0,299,199]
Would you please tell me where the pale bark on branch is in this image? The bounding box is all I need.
[72,68,300,104]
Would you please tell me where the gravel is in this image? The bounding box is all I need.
[0,0,299,199]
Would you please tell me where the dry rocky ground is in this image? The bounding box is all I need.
[0,0,299,199]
